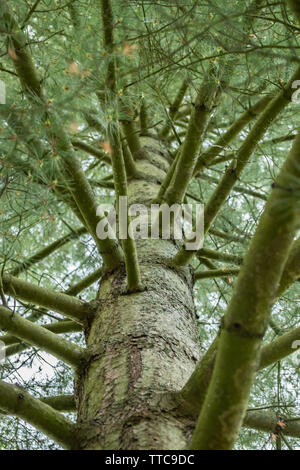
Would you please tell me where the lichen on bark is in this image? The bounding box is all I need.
[75,138,201,450]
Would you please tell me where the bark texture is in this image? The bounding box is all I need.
[75,138,201,450]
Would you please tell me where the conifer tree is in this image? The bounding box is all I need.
[0,0,300,450]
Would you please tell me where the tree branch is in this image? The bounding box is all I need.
[173,65,300,267]
[160,78,189,138]
[109,126,142,292]
[65,267,103,296]
[0,306,84,368]
[181,238,300,418]
[189,123,300,449]
[276,237,300,296]
[72,139,111,166]
[2,274,88,322]
[164,67,221,204]
[0,267,102,349]
[139,98,148,135]
[203,66,300,233]
[195,267,240,280]
[0,105,87,225]
[259,325,300,369]
[243,410,300,439]
[10,226,87,277]
[193,95,272,175]
[40,394,76,412]
[0,380,78,449]
[1,319,82,347]
[287,0,300,24]
[100,0,116,91]
[154,150,180,203]
[121,114,144,159]
[0,2,124,271]
[98,0,141,292]
[121,138,139,178]
[1,394,76,416]
[198,248,243,265]
[198,173,268,201]
[176,322,300,419]
[195,236,300,285]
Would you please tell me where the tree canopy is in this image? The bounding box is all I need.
[0,0,299,450]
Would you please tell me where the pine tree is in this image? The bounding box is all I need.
[0,0,299,450]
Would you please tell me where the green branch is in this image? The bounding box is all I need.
[175,239,243,268]
[154,150,180,203]
[0,380,78,449]
[45,115,124,270]
[173,65,300,267]
[164,70,220,204]
[287,0,300,24]
[209,227,247,245]
[259,325,300,369]
[99,0,140,290]
[181,240,300,417]
[41,394,76,412]
[2,274,88,322]
[193,95,272,175]
[121,138,139,178]
[160,78,189,138]
[195,267,240,280]
[0,105,87,225]
[1,394,76,414]
[22,0,43,28]
[10,227,87,277]
[0,306,84,368]
[189,123,300,449]
[140,98,148,135]
[0,267,102,349]
[1,319,82,347]
[72,139,111,166]
[176,323,300,418]
[195,236,299,285]
[0,5,42,98]
[243,410,300,439]
[65,267,103,296]
[198,173,268,201]
[67,3,81,30]
[109,125,142,292]
[0,3,124,271]
[276,237,300,296]
[178,336,219,417]
[198,248,243,265]
[100,0,116,91]
[121,114,144,159]
[3,318,84,360]
[203,66,300,233]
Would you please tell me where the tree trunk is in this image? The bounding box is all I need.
[75,137,201,450]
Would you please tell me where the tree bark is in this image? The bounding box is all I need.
[75,137,201,449]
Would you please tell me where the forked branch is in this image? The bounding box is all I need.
[189,123,300,449]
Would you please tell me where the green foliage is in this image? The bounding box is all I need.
[0,0,299,450]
